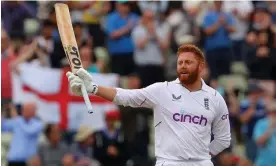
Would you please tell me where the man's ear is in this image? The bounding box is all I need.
[199,61,205,71]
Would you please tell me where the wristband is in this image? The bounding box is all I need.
[89,83,98,95]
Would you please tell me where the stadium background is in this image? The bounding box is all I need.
[1,1,276,166]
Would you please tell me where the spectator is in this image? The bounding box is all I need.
[80,45,104,73]
[10,19,55,69]
[222,0,253,61]
[203,1,235,85]
[104,1,139,76]
[1,1,36,43]
[37,123,70,166]
[1,101,43,166]
[72,22,92,48]
[71,126,100,166]
[239,83,266,162]
[66,1,90,22]
[137,1,168,19]
[253,101,276,166]
[83,1,111,47]
[1,29,16,105]
[35,19,55,67]
[131,8,169,88]
[166,2,199,51]
[36,1,56,20]
[244,3,276,80]
[94,111,129,166]
[224,87,241,145]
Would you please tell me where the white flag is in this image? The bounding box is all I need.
[12,63,119,131]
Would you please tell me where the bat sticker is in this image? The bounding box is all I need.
[64,45,81,69]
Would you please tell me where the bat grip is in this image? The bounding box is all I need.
[81,85,93,114]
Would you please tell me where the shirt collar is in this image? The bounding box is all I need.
[175,78,209,92]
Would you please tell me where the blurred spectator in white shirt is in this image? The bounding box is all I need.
[223,0,253,61]
[132,8,169,88]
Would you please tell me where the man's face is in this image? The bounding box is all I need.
[84,134,94,146]
[143,10,154,23]
[214,1,222,11]
[249,91,262,101]
[42,26,53,39]
[73,24,82,38]
[106,118,116,129]
[80,47,92,62]
[49,125,61,143]
[116,3,130,14]
[177,52,203,85]
[22,102,36,119]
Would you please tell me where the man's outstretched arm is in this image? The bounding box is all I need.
[95,86,117,102]
[67,68,161,109]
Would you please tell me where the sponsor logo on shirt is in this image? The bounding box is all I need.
[221,114,229,120]
[173,109,208,126]
[172,94,181,101]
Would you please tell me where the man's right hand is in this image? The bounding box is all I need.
[66,68,98,96]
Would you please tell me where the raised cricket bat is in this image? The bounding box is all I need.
[55,3,93,114]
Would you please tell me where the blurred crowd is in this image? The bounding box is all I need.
[1,1,276,166]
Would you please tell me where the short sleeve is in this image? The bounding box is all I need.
[104,14,117,35]
[203,14,214,29]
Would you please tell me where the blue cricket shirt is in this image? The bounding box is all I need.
[1,116,43,162]
[253,118,276,166]
[203,11,235,51]
[104,11,139,55]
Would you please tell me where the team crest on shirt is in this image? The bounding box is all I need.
[204,98,209,110]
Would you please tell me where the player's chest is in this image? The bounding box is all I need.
[159,92,216,125]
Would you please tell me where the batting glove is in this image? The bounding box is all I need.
[66,68,98,95]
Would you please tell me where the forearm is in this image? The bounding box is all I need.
[156,36,169,53]
[20,121,43,135]
[224,25,235,33]
[240,107,255,124]
[110,26,131,39]
[204,23,220,36]
[12,40,37,65]
[136,36,150,49]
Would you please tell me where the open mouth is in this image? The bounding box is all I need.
[181,72,188,76]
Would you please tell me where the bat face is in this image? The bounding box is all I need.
[64,45,82,70]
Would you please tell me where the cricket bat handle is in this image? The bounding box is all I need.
[81,85,93,114]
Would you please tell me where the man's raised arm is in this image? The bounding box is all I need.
[66,68,161,109]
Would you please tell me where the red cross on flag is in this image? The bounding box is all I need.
[12,63,119,131]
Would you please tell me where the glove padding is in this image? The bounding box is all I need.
[66,68,98,96]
